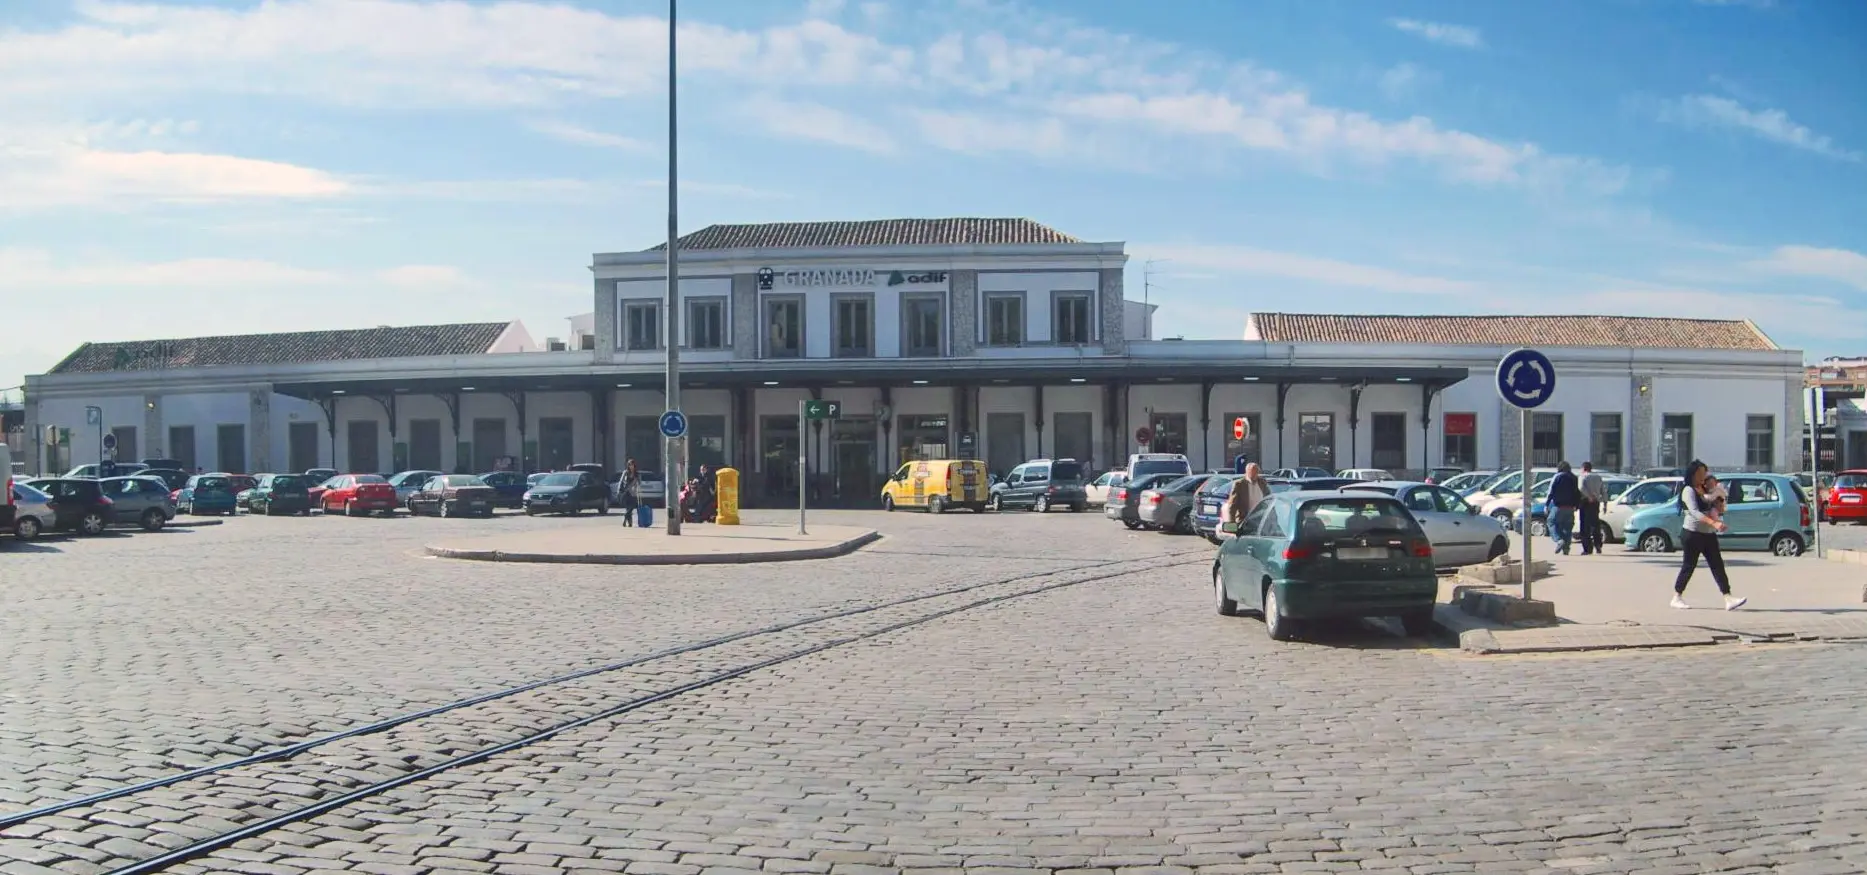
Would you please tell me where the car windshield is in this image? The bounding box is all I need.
[197,477,230,489]
[1049,461,1084,481]
[541,472,581,486]
[1297,498,1422,537]
[1131,459,1189,479]
[1837,474,1867,489]
[272,475,304,490]
[442,475,487,487]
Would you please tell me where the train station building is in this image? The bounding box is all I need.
[22,217,1809,506]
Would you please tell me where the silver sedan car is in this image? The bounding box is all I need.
[1135,474,1215,535]
[1338,481,1509,568]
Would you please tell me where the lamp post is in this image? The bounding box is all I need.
[663,0,683,535]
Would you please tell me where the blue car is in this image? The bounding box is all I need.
[176,473,239,516]
[477,470,529,508]
[1622,472,1813,557]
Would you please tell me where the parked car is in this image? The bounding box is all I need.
[388,470,444,508]
[1513,476,1639,536]
[1104,472,1181,530]
[98,475,176,531]
[1336,468,1394,482]
[635,471,667,508]
[9,481,54,540]
[1189,474,1240,542]
[235,475,265,510]
[523,470,611,515]
[1460,468,1524,506]
[175,474,239,516]
[304,467,339,485]
[1641,467,1686,480]
[880,459,990,513]
[989,458,1089,513]
[248,473,314,516]
[1283,476,1369,492]
[1135,473,1216,534]
[138,458,185,472]
[1424,467,1465,485]
[318,474,398,517]
[1625,473,1813,556]
[1478,469,1557,524]
[1212,490,1439,640]
[408,474,499,518]
[1126,453,1192,482]
[1085,469,1127,507]
[1823,470,1867,524]
[139,468,190,491]
[1436,470,1496,495]
[1598,477,1683,543]
[32,478,116,536]
[63,462,149,479]
[1268,467,1331,479]
[478,471,529,508]
[1337,481,1509,568]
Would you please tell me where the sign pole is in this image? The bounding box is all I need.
[86,406,103,475]
[1809,388,1823,558]
[797,399,808,535]
[1521,406,1533,601]
[663,0,682,536]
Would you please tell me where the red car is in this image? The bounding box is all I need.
[1825,470,1867,523]
[318,474,398,517]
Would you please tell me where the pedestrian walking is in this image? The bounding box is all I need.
[1221,462,1271,535]
[1546,461,1581,554]
[1673,460,1746,610]
[618,459,640,527]
[1577,461,1607,555]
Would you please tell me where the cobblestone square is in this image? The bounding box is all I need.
[5,510,1867,874]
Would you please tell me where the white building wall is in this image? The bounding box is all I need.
[978,271,1100,344]
[1650,375,1789,470]
[616,277,733,365]
[36,394,150,469]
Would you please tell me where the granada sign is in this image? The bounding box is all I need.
[756,267,948,290]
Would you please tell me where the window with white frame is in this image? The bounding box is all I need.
[765,296,803,358]
[1746,415,1774,470]
[686,298,725,350]
[623,301,660,351]
[1053,292,1091,345]
[902,294,943,357]
[832,294,874,358]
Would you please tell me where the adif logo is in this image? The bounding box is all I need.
[887,270,949,286]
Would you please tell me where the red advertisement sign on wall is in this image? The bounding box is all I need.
[1444,413,1477,437]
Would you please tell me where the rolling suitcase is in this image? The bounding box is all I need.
[636,504,653,528]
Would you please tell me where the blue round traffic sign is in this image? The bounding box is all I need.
[1496,348,1557,409]
[657,410,689,439]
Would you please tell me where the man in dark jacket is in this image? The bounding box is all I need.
[1546,461,1581,555]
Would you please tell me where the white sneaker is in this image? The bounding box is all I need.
[1670,595,1690,609]
[1724,595,1747,611]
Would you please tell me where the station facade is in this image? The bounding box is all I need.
[23,218,1809,505]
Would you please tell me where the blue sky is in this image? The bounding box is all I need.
[2,0,1864,393]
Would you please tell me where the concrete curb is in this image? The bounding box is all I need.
[1428,604,1867,654]
[167,519,226,528]
[1826,547,1866,566]
[424,530,882,566]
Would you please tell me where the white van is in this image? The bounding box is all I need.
[1126,452,1191,482]
[0,443,14,535]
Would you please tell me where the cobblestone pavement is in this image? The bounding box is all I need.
[7,510,1867,874]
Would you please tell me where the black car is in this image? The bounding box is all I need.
[140,468,191,491]
[479,471,528,508]
[523,471,611,515]
[250,474,314,516]
[33,478,117,536]
[991,458,1090,512]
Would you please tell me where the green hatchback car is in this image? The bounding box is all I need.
[1213,490,1440,641]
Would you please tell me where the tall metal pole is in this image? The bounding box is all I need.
[1520,408,1534,601]
[663,0,682,536]
[798,400,808,535]
[1811,396,1824,558]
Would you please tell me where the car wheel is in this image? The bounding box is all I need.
[1770,532,1805,557]
[140,509,165,532]
[986,494,1000,512]
[1264,584,1298,641]
[1599,522,1615,544]
[79,511,107,536]
[1034,496,1050,513]
[1487,537,1508,561]
[1213,565,1239,617]
[524,507,538,516]
[1122,518,1141,530]
[1174,509,1193,535]
[929,496,945,514]
[1529,519,1548,537]
[440,500,452,518]
[1491,511,1513,526]
[882,495,895,512]
[1401,609,1436,637]
[1070,503,1085,513]
[345,499,358,517]
[14,516,42,540]
[1637,529,1672,553]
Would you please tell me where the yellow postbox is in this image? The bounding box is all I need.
[715,467,741,525]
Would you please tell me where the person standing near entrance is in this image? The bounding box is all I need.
[1673,460,1746,610]
[619,459,640,527]
[1577,461,1606,555]
[1546,461,1581,554]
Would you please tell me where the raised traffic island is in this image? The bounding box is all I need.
[424,524,880,565]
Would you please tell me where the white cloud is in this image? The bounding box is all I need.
[739,97,898,153]
[376,265,475,288]
[1378,63,1429,100]
[0,140,350,208]
[1749,245,1867,291]
[0,247,337,286]
[1388,18,1484,49]
[1132,244,1480,295]
[524,120,650,151]
[1661,95,1860,161]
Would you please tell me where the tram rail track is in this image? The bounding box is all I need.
[1,548,1208,874]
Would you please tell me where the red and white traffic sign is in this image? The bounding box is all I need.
[1232,417,1249,440]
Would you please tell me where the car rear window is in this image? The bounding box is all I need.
[355,475,388,484]
[1296,497,1422,537]
[272,475,305,490]
[1050,461,1084,481]
[198,477,231,489]
[441,475,487,487]
[1837,474,1867,489]
[541,472,580,486]
[1132,459,1190,479]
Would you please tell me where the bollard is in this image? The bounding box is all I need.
[715,467,740,525]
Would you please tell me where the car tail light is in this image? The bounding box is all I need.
[1801,503,1811,527]
[1410,539,1434,557]
[1112,488,1127,501]
[1146,493,1162,504]
[98,495,113,506]
[1047,486,1058,494]
[1283,546,1314,560]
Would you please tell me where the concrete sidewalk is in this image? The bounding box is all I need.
[1438,547,1867,653]
[425,523,880,565]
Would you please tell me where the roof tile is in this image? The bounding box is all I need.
[1248,313,1777,351]
[648,218,1080,251]
[49,322,514,374]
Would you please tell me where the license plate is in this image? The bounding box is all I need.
[1202,503,1219,514]
[1842,495,1862,503]
[1336,546,1389,560]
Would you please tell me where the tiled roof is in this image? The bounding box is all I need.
[647,218,1080,251]
[1249,313,1778,351]
[49,322,514,374]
